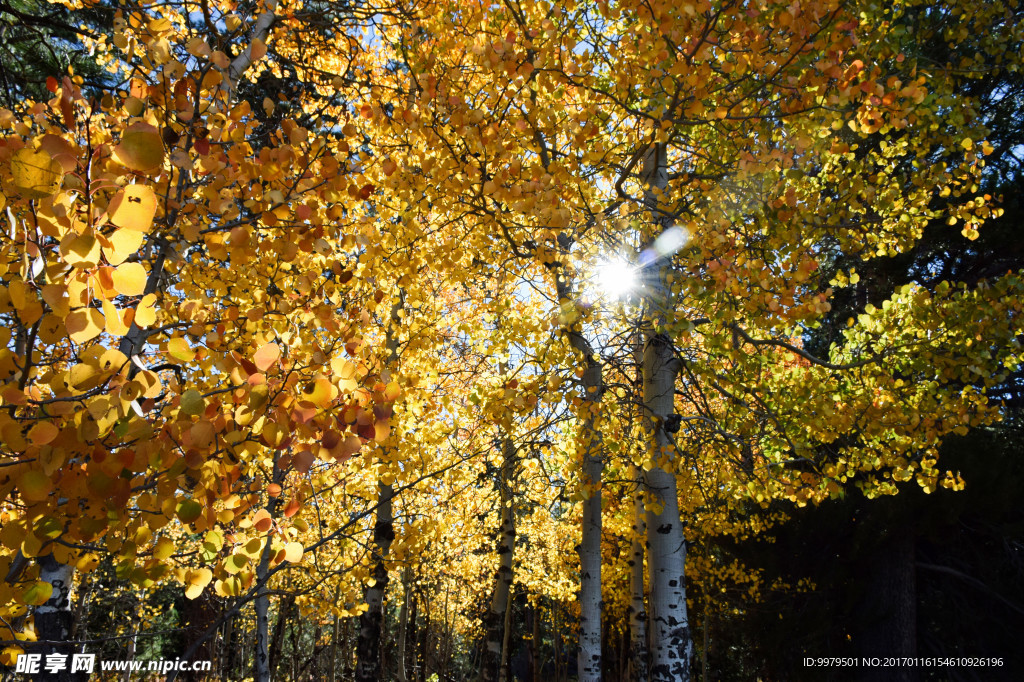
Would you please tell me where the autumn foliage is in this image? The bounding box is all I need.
[1,0,1022,680]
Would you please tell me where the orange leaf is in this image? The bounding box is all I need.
[292,450,315,474]
[27,422,59,445]
[253,343,280,372]
[283,498,301,517]
[250,38,267,61]
[253,509,272,532]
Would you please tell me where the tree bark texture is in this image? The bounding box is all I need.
[355,481,395,682]
[642,331,692,682]
[481,437,516,682]
[639,141,693,682]
[396,565,412,682]
[356,299,403,682]
[554,271,605,682]
[628,465,649,682]
[253,464,285,682]
[861,530,917,682]
[34,553,78,681]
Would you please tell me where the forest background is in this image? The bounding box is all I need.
[0,0,1023,681]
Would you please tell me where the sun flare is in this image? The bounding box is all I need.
[595,258,638,300]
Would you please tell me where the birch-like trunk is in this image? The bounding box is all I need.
[552,270,605,682]
[627,465,649,682]
[355,481,395,682]
[642,333,691,681]
[34,554,75,681]
[481,437,516,682]
[640,143,692,681]
[253,463,285,682]
[576,357,604,682]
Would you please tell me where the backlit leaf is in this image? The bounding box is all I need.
[113,122,165,171]
[11,148,63,199]
[109,185,158,231]
[66,308,105,344]
[112,262,148,295]
[253,343,281,372]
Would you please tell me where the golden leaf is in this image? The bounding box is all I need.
[113,122,165,171]
[102,299,130,335]
[61,232,102,268]
[112,262,148,296]
[103,228,146,266]
[66,308,105,344]
[11,148,63,199]
[134,293,158,327]
[109,184,158,231]
[282,542,303,563]
[18,470,51,502]
[167,337,194,362]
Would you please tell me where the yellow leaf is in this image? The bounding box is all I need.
[22,581,54,606]
[187,567,213,588]
[109,184,157,232]
[19,470,51,501]
[11,148,63,199]
[167,337,194,362]
[66,308,105,344]
[103,228,146,265]
[283,541,303,563]
[204,530,224,551]
[224,553,248,574]
[153,536,174,560]
[134,293,157,327]
[113,122,165,171]
[61,232,102,268]
[102,299,129,335]
[112,262,148,295]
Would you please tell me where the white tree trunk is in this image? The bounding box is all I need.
[642,332,691,681]
[355,482,394,682]
[553,270,605,682]
[628,465,649,682]
[640,143,693,681]
[253,463,285,682]
[577,357,604,682]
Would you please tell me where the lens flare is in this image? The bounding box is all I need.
[595,258,638,299]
